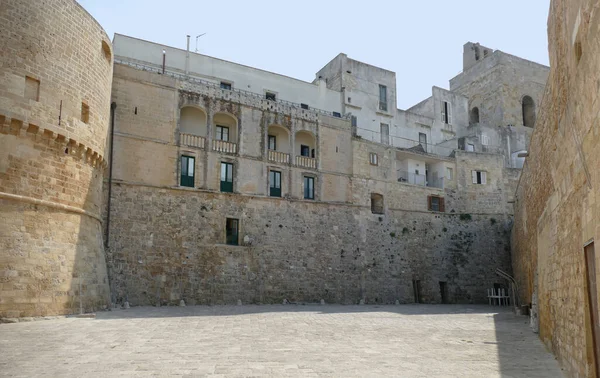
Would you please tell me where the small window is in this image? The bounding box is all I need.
[101,40,111,62]
[428,195,445,212]
[301,103,309,110]
[268,135,276,150]
[441,101,452,124]
[332,111,341,118]
[215,125,229,141]
[380,123,390,145]
[471,170,487,185]
[369,152,378,166]
[575,41,583,64]
[470,107,480,124]
[419,132,427,148]
[265,92,276,101]
[351,115,357,127]
[522,96,536,128]
[180,155,195,187]
[446,167,453,181]
[466,144,475,152]
[269,170,281,197]
[220,162,234,192]
[226,218,239,245]
[220,82,232,90]
[304,176,314,200]
[379,85,388,111]
[481,134,490,146]
[81,102,90,124]
[311,148,315,159]
[300,145,310,157]
[24,76,40,101]
[371,193,384,214]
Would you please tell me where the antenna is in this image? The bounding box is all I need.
[195,33,206,53]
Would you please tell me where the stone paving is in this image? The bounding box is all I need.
[0,305,563,377]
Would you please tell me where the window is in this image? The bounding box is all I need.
[215,125,229,141]
[428,195,445,212]
[446,167,453,181]
[220,82,232,90]
[101,40,111,62]
[300,144,310,157]
[304,176,314,200]
[180,155,195,187]
[471,170,487,185]
[265,92,276,101]
[351,116,357,128]
[369,152,378,166]
[522,96,536,127]
[380,123,389,145]
[226,218,239,245]
[470,107,480,124]
[441,101,452,124]
[419,132,427,149]
[371,193,384,214]
[268,135,276,150]
[81,102,90,124]
[24,76,40,101]
[379,85,387,111]
[269,170,281,197]
[311,148,315,158]
[301,103,309,110]
[332,111,341,118]
[481,134,490,146]
[220,162,234,192]
[466,144,475,152]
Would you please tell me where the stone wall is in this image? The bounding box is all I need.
[511,0,600,376]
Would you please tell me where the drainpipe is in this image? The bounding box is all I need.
[162,49,166,74]
[105,102,117,248]
[506,132,511,167]
[185,35,190,76]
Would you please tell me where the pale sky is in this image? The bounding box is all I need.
[79,0,551,109]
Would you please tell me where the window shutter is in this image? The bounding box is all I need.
[427,195,432,211]
[440,198,445,212]
[447,103,452,124]
[472,170,477,184]
[441,102,446,122]
[481,171,487,184]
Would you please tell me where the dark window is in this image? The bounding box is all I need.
[522,96,536,127]
[371,193,384,214]
[470,107,480,124]
[332,111,341,118]
[413,280,422,303]
[419,132,427,149]
[226,218,239,245]
[379,85,387,111]
[300,145,310,157]
[220,82,232,90]
[442,101,452,124]
[428,195,445,212]
[266,92,276,101]
[301,103,309,110]
[268,135,276,150]
[304,176,314,200]
[311,148,315,159]
[351,115,357,127]
[472,170,487,185]
[215,125,229,141]
[180,155,195,187]
[439,282,448,304]
[220,162,234,192]
[269,170,281,197]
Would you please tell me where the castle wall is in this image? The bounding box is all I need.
[0,0,112,317]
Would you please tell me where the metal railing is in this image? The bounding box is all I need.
[115,58,349,120]
[268,150,290,164]
[296,155,316,169]
[397,170,444,189]
[180,133,206,149]
[213,139,237,154]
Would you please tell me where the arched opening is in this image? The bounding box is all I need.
[522,96,536,127]
[470,107,480,124]
[101,40,111,62]
[267,125,290,153]
[295,130,316,159]
[371,193,384,214]
[213,112,238,143]
[180,106,207,137]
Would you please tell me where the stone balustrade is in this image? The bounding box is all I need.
[295,155,316,169]
[213,139,237,154]
[268,150,290,164]
[180,133,206,149]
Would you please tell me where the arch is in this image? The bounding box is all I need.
[213,112,238,143]
[295,130,316,158]
[522,96,536,127]
[370,193,384,214]
[180,106,207,137]
[267,125,290,153]
[470,107,480,124]
[101,40,111,62]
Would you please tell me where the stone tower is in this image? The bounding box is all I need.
[0,0,113,317]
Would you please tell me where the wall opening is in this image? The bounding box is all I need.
[413,280,422,303]
[226,218,239,246]
[81,102,90,124]
[25,76,40,101]
[470,107,480,124]
[180,106,207,137]
[439,281,448,304]
[522,96,536,127]
[101,40,111,62]
[370,193,384,214]
[584,242,600,374]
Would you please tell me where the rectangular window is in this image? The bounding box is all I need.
[351,115,357,127]
[304,176,314,200]
[441,101,452,124]
[268,135,276,150]
[446,167,453,181]
[220,162,234,192]
[428,195,445,212]
[301,103,309,110]
[265,91,276,101]
[215,125,229,142]
[81,102,90,124]
[466,143,475,152]
[419,132,427,149]
[369,152,378,166]
[379,84,388,111]
[220,82,232,90]
[226,218,239,246]
[380,123,390,145]
[481,134,490,146]
[269,170,281,197]
[371,193,384,214]
[300,144,310,157]
[332,111,341,118]
[25,76,40,101]
[180,155,195,187]
[471,170,487,185]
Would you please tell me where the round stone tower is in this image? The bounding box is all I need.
[0,0,113,317]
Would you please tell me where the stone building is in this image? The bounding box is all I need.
[1,0,550,321]
[511,0,600,376]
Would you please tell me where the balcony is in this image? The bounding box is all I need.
[296,155,316,169]
[397,170,444,189]
[180,133,206,149]
[268,150,290,164]
[212,139,237,154]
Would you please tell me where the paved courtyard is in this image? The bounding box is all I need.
[0,305,562,377]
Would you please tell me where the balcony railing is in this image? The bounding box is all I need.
[213,139,237,154]
[180,133,206,149]
[268,150,290,164]
[397,170,444,189]
[296,155,316,169]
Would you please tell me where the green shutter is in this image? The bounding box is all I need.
[220,162,233,192]
[180,156,194,187]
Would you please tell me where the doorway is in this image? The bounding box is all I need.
[439,281,448,304]
[585,242,600,374]
[413,280,422,304]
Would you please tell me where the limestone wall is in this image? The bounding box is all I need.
[0,0,112,317]
[511,0,599,376]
